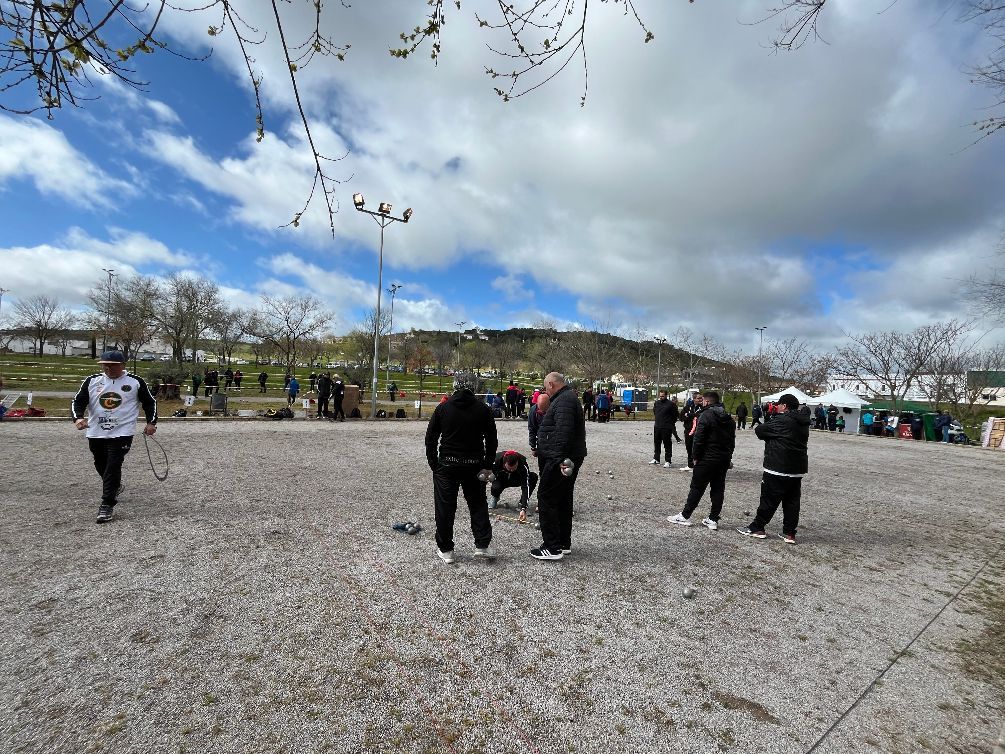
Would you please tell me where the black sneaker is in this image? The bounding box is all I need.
[117,483,124,496]
[530,547,563,561]
[96,504,114,524]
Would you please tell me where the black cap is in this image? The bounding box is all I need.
[97,350,126,364]
[777,393,800,410]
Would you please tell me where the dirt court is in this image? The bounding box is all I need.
[2,418,1003,754]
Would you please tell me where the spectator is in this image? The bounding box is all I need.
[582,387,596,422]
[827,404,838,432]
[651,390,675,468]
[528,393,551,456]
[309,372,318,393]
[192,371,202,397]
[258,370,268,393]
[234,370,243,389]
[736,401,748,430]
[224,367,234,390]
[287,375,300,406]
[331,373,346,421]
[934,410,953,443]
[861,410,874,434]
[388,380,398,403]
[505,381,519,418]
[835,414,845,433]
[751,402,763,427]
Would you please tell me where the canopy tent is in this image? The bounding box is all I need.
[805,388,871,435]
[761,386,814,405]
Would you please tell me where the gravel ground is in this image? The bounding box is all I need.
[2,418,1003,754]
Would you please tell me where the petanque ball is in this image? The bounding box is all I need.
[533,522,540,529]
[607,495,613,500]
[683,587,696,599]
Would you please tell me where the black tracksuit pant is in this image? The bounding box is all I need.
[681,460,730,522]
[490,469,538,509]
[537,456,583,553]
[653,428,674,463]
[506,399,517,418]
[750,473,802,535]
[433,465,492,553]
[88,436,134,506]
[684,433,694,467]
[318,392,331,417]
[332,395,345,420]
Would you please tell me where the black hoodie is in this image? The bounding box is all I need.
[424,389,498,469]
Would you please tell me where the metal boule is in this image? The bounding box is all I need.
[683,587,696,599]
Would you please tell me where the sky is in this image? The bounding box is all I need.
[1,0,1004,354]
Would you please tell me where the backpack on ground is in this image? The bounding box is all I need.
[350,407,361,419]
[375,409,387,418]
[394,408,407,418]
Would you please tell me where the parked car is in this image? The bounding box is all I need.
[140,354,156,361]
[159,355,171,361]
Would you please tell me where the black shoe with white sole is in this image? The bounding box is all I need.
[95,504,114,524]
[530,547,564,561]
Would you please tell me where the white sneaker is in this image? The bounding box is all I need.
[668,513,692,526]
[437,549,456,564]
[663,461,672,468]
[679,466,693,472]
[701,518,718,531]
[649,459,658,465]
[473,546,496,559]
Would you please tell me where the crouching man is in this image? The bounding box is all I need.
[488,450,538,522]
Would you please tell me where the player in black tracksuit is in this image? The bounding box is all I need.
[669,392,735,530]
[680,396,700,469]
[331,375,346,421]
[316,372,332,418]
[488,450,538,520]
[739,393,810,543]
[424,374,498,563]
[651,391,676,466]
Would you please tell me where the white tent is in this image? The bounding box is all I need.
[806,388,871,435]
[761,386,814,405]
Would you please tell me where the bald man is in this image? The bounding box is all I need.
[532,372,587,561]
[527,391,551,457]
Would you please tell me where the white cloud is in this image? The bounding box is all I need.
[0,228,198,309]
[0,116,134,207]
[491,274,533,302]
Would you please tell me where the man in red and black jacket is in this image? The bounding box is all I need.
[424,373,498,565]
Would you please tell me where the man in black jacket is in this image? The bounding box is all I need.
[738,393,810,544]
[424,373,498,564]
[331,374,346,421]
[527,392,550,456]
[533,372,587,561]
[488,450,538,521]
[679,392,701,470]
[668,391,735,531]
[316,371,332,419]
[650,390,675,468]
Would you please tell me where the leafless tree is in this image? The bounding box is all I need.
[251,294,332,373]
[565,320,624,386]
[348,308,391,372]
[13,294,64,356]
[836,323,968,412]
[431,338,454,391]
[210,305,248,366]
[148,275,222,364]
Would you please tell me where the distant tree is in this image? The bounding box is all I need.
[148,275,222,364]
[13,294,63,356]
[251,294,332,373]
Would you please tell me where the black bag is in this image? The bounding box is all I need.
[375,409,387,418]
[394,408,407,418]
[350,407,361,419]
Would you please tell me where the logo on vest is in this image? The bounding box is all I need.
[99,391,123,410]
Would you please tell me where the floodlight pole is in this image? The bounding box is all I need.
[755,326,767,406]
[386,283,402,385]
[101,268,117,353]
[455,321,466,350]
[354,199,411,420]
[654,337,667,394]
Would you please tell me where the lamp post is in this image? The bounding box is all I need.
[385,283,403,385]
[101,268,117,353]
[0,287,8,382]
[454,321,466,350]
[353,193,413,420]
[654,337,667,394]
[755,326,767,406]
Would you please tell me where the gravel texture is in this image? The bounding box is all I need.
[2,418,1003,754]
